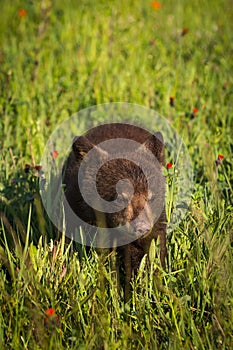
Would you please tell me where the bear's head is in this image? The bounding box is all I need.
[64,125,165,245]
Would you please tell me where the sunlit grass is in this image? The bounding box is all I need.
[0,0,232,348]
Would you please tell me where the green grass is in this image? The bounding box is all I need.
[0,0,233,349]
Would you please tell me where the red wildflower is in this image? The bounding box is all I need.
[215,154,224,166]
[169,96,175,107]
[51,150,59,159]
[181,28,189,36]
[166,162,173,169]
[45,308,56,317]
[193,107,199,114]
[18,9,27,17]
[151,2,161,9]
[34,165,42,171]
[44,308,60,328]
[217,154,224,161]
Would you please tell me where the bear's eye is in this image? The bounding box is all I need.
[118,191,130,203]
[149,195,156,202]
[148,190,156,202]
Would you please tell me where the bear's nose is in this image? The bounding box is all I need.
[134,221,151,239]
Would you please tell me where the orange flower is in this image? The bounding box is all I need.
[193,107,199,114]
[18,9,27,17]
[45,308,56,317]
[51,150,59,159]
[166,162,173,169]
[151,2,161,10]
[181,28,189,36]
[44,307,60,328]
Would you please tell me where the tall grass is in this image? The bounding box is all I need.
[0,0,232,348]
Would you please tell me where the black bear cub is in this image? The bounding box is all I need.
[63,123,167,298]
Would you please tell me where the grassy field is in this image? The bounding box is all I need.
[0,0,233,349]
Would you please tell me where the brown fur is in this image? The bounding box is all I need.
[63,123,167,299]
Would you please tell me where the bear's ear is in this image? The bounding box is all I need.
[72,136,94,159]
[142,132,165,165]
[72,136,108,160]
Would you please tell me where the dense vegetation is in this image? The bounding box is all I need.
[0,1,232,349]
